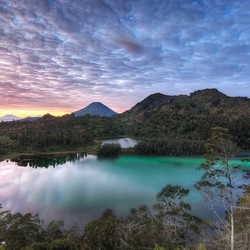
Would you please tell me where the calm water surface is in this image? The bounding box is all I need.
[0,155,249,227]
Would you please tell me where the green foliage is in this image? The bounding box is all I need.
[22,241,50,250]
[97,143,122,157]
[121,185,204,250]
[1,212,45,249]
[0,136,17,155]
[0,204,81,250]
[44,221,65,242]
[49,238,78,250]
[197,243,206,250]
[122,205,157,248]
[154,244,164,250]
[135,138,204,156]
[84,209,120,250]
[235,185,250,233]
[0,115,127,155]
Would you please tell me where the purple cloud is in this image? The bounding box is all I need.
[0,0,249,115]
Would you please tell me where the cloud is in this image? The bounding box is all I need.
[0,0,249,115]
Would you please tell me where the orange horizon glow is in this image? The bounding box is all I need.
[0,106,124,118]
[0,109,71,118]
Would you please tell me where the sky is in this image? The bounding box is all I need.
[0,0,250,117]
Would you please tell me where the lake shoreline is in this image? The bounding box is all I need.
[2,148,250,163]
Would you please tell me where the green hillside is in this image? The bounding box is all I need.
[0,88,249,159]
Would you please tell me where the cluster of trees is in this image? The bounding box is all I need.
[0,114,127,156]
[84,185,204,250]
[135,138,205,156]
[128,112,250,150]
[97,143,122,157]
[14,129,93,150]
[0,136,18,155]
[0,207,80,249]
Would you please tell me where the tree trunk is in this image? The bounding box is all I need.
[228,167,234,250]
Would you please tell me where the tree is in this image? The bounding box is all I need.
[121,205,156,249]
[83,209,120,250]
[120,185,203,249]
[97,143,122,157]
[49,238,78,250]
[3,212,45,249]
[195,127,242,250]
[154,185,203,248]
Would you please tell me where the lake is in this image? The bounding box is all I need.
[0,154,249,228]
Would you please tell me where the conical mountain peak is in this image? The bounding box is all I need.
[73,102,117,117]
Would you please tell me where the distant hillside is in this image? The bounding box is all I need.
[21,116,41,122]
[122,88,250,119]
[0,114,21,122]
[0,88,249,157]
[119,88,250,148]
[73,102,117,117]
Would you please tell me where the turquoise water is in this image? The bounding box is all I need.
[0,155,249,227]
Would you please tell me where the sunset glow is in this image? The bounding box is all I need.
[0,0,249,118]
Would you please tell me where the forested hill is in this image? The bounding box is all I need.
[119,88,250,151]
[121,88,250,119]
[0,88,249,157]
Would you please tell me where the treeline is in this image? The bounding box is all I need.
[14,128,93,150]
[0,114,127,155]
[97,143,122,157]
[0,111,249,158]
[135,139,205,156]
[128,113,250,149]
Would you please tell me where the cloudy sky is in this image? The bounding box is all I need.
[0,0,250,117]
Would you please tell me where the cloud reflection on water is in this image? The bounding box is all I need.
[1,155,245,227]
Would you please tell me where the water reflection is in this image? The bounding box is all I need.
[12,153,87,168]
[0,155,249,228]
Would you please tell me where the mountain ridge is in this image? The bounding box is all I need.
[122,88,250,118]
[1,89,249,121]
[0,88,249,155]
[0,114,21,122]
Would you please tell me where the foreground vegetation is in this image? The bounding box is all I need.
[1,184,249,250]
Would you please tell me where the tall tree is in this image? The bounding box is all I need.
[195,127,242,250]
